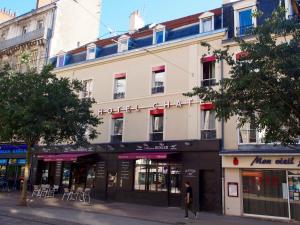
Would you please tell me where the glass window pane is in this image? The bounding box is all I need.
[170,165,182,193]
[153,71,164,87]
[113,118,123,135]
[62,164,71,187]
[202,110,215,130]
[152,115,163,132]
[202,18,212,32]
[134,164,146,191]
[155,30,164,44]
[115,78,126,93]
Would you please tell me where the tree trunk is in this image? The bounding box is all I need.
[19,144,31,206]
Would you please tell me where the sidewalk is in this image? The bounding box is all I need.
[0,192,298,225]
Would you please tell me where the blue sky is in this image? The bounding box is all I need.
[0,0,222,37]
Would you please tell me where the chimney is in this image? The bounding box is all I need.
[0,8,16,24]
[36,0,53,8]
[129,10,145,34]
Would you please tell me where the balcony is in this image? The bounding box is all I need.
[238,129,265,145]
[152,86,164,94]
[288,15,300,23]
[201,129,216,140]
[150,132,163,141]
[111,134,122,143]
[236,24,254,37]
[113,92,125,99]
[202,78,216,87]
[0,28,50,51]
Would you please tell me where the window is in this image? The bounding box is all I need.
[86,45,96,60]
[202,59,216,86]
[61,163,71,187]
[118,36,129,53]
[202,17,213,32]
[152,66,165,94]
[30,50,38,69]
[153,25,166,44]
[114,76,126,99]
[238,118,265,144]
[201,109,216,139]
[237,9,253,36]
[37,20,44,30]
[111,117,123,143]
[86,165,96,188]
[81,79,92,98]
[56,54,65,67]
[0,30,7,41]
[134,160,181,193]
[150,114,164,141]
[22,26,28,35]
[199,12,215,33]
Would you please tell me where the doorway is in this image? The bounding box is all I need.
[199,170,218,212]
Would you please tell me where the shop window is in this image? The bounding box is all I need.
[242,170,289,218]
[81,79,93,99]
[152,66,165,94]
[150,114,164,141]
[202,59,216,86]
[238,117,265,144]
[86,165,96,188]
[201,109,216,140]
[61,163,71,187]
[134,160,181,193]
[111,117,123,143]
[114,75,126,99]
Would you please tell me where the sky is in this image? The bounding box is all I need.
[0,0,223,38]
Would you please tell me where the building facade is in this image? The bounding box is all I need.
[0,0,101,72]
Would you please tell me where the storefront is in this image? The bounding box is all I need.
[0,144,27,190]
[92,140,222,212]
[222,151,300,221]
[35,152,99,190]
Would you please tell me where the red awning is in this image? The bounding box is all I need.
[38,153,93,162]
[118,152,176,160]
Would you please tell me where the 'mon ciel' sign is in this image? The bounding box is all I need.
[97,98,205,115]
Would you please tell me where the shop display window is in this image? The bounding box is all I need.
[61,163,71,187]
[86,165,96,188]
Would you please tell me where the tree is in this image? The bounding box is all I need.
[0,64,101,205]
[186,8,300,145]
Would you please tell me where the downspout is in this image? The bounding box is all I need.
[221,57,225,216]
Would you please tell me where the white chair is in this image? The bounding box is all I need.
[82,188,91,204]
[31,185,40,197]
[75,187,84,200]
[38,184,50,198]
[62,188,71,200]
[47,185,59,197]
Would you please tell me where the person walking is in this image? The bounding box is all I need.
[184,181,197,219]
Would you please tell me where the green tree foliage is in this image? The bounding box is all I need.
[186,8,300,145]
[0,64,101,205]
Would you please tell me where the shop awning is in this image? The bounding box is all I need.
[38,153,94,162]
[118,152,177,160]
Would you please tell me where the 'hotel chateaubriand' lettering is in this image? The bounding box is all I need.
[98,99,198,115]
[250,156,298,167]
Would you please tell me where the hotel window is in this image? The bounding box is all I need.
[202,57,216,86]
[81,79,93,98]
[134,159,168,192]
[153,25,166,44]
[118,36,129,53]
[56,54,65,67]
[86,44,96,60]
[37,20,44,30]
[238,117,265,144]
[201,104,216,140]
[21,26,28,35]
[111,115,123,143]
[114,73,126,99]
[199,12,214,33]
[237,9,253,36]
[150,111,164,141]
[152,66,165,94]
[30,50,38,69]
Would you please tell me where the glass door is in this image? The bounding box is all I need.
[242,170,289,219]
[288,171,300,221]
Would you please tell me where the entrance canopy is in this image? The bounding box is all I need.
[118,152,177,160]
[38,152,93,162]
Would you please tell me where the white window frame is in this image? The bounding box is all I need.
[285,0,294,19]
[153,24,166,44]
[81,79,93,99]
[114,76,126,99]
[199,12,215,33]
[86,44,97,60]
[111,118,124,136]
[233,0,257,37]
[56,53,66,68]
[118,35,130,53]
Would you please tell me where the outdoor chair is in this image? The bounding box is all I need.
[62,188,71,200]
[82,188,91,204]
[31,185,40,197]
[47,185,59,198]
[38,184,50,198]
[75,187,84,201]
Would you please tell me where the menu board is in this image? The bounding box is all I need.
[289,177,300,201]
[120,161,130,180]
[96,162,106,179]
[55,162,62,178]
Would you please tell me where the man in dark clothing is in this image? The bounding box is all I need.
[184,181,197,218]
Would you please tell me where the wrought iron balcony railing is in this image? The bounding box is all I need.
[236,24,254,37]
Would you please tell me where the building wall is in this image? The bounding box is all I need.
[49,0,101,57]
[55,31,226,144]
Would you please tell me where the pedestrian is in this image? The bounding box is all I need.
[184,181,197,219]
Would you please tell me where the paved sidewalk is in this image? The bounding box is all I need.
[0,192,298,225]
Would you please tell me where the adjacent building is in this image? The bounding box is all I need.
[0,0,101,72]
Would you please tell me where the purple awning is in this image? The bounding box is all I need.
[118,152,177,160]
[38,153,93,162]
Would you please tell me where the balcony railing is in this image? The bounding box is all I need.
[114,92,125,99]
[202,78,216,87]
[152,86,164,94]
[288,15,300,23]
[0,28,49,51]
[238,129,265,144]
[201,129,216,140]
[236,24,254,37]
[111,134,122,143]
[150,132,163,141]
